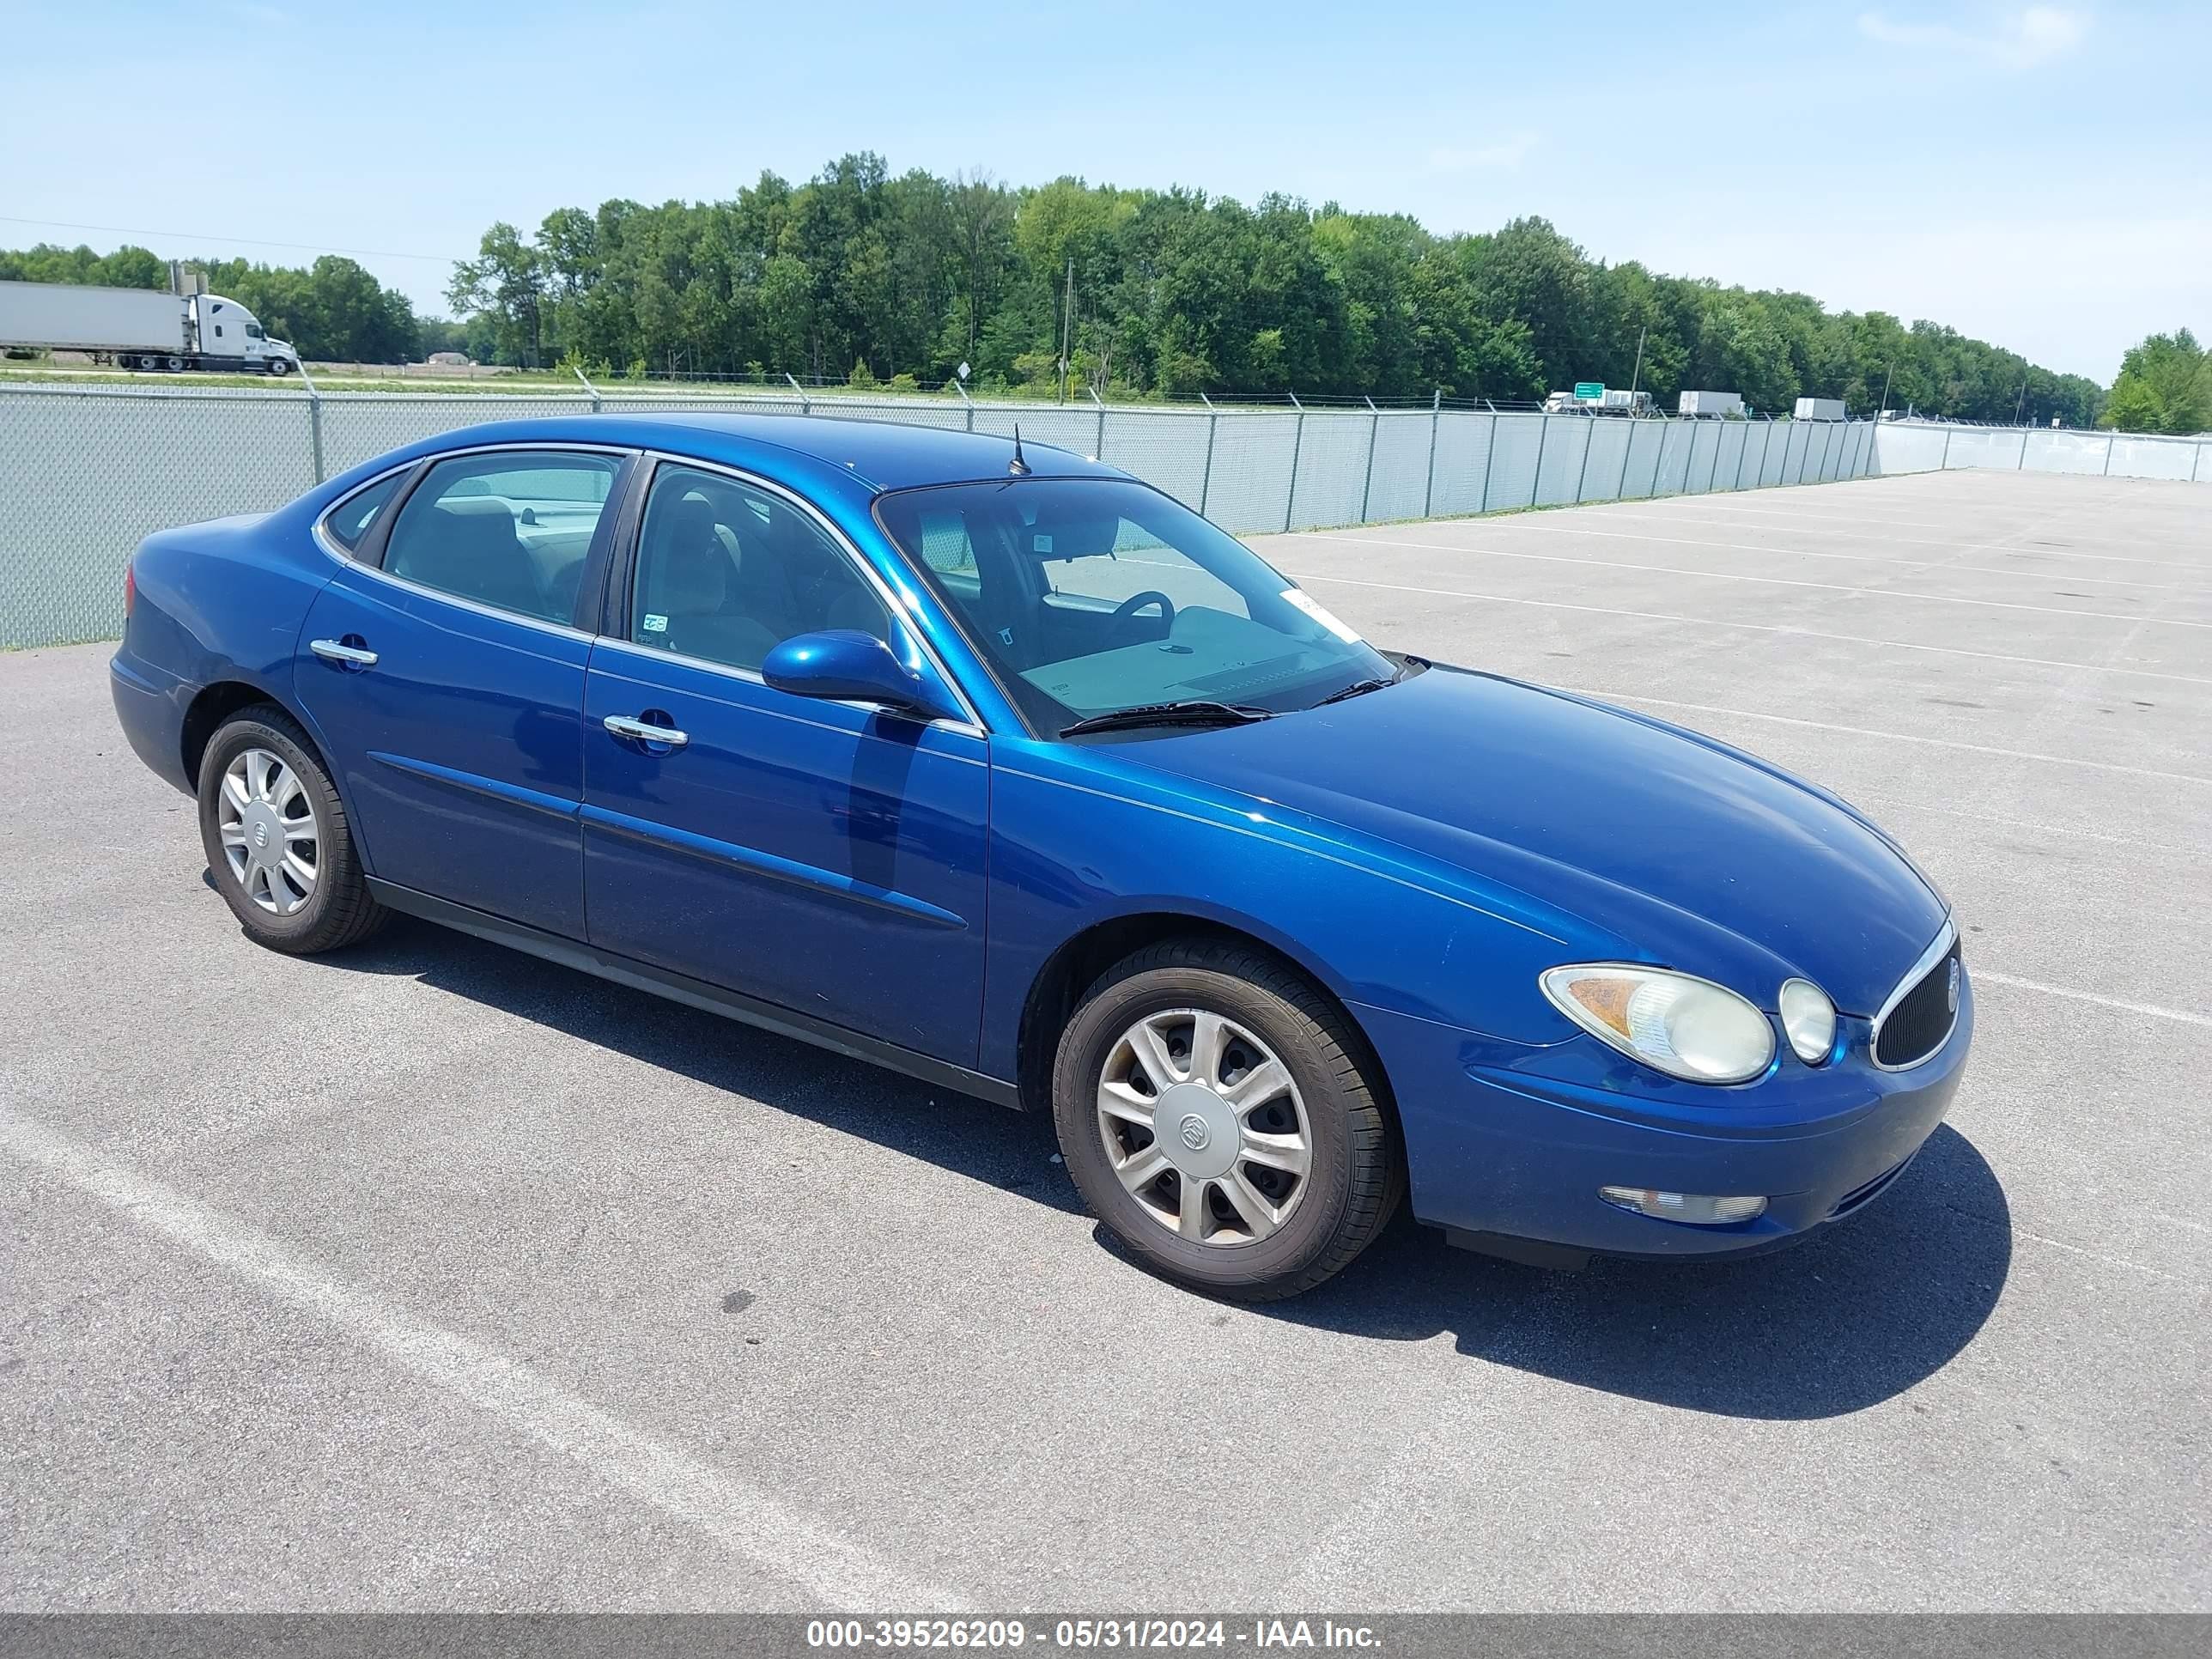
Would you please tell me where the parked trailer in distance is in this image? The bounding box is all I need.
[1678,390,1745,418]
[1794,397,1847,421]
[0,280,301,375]
[1545,387,1654,416]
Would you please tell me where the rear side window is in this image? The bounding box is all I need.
[378,451,621,626]
[322,471,405,553]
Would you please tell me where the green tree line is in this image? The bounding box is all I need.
[2099,331,2209,434]
[447,153,2108,424]
[11,154,2183,432]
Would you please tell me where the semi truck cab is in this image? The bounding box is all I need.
[190,295,300,375]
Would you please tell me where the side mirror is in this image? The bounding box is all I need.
[761,629,964,723]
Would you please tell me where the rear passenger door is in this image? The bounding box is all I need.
[294,446,632,939]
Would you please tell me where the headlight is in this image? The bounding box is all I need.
[1540,964,1775,1085]
[1777,977,1837,1065]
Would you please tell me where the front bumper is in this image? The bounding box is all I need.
[1356,977,1973,1261]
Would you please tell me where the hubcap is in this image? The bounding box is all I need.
[1095,1008,1312,1247]
[216,747,319,916]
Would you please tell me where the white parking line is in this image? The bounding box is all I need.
[1971,972,2212,1030]
[2010,1226,2187,1284]
[1589,502,2212,568]
[0,1112,964,1613]
[1302,533,2212,629]
[1846,794,2207,857]
[1279,570,2212,687]
[1620,498,1960,529]
[1489,514,2209,587]
[1543,687,2212,787]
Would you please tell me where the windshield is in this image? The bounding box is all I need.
[875,478,1393,735]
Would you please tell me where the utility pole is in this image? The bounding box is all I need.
[2014,380,2028,427]
[1876,364,1893,422]
[1628,325,1647,403]
[1058,256,1075,405]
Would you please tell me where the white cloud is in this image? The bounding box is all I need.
[1858,5,2088,70]
[1428,133,1537,173]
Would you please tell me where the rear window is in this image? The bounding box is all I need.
[322,471,406,553]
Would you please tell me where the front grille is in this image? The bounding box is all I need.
[1874,935,1962,1069]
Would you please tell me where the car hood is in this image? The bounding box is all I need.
[1117,665,1947,1016]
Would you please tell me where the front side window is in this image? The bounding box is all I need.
[321,470,406,553]
[628,464,889,672]
[246,324,264,339]
[378,450,619,625]
[875,478,1391,733]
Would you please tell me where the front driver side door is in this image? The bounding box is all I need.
[580,460,991,1068]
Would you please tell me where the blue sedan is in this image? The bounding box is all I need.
[110,414,1971,1298]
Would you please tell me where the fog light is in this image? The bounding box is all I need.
[1599,1187,1767,1224]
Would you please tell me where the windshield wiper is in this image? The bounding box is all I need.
[1060,700,1276,738]
[1310,672,1400,708]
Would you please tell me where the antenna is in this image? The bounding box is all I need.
[1009,424,1031,476]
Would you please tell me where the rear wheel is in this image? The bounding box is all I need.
[196,706,386,954]
[1052,938,1401,1300]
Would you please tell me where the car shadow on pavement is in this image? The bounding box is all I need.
[1247,1123,2011,1419]
[293,911,1087,1216]
[298,908,2008,1421]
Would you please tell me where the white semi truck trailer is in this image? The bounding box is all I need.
[0,280,301,375]
[1677,390,1746,418]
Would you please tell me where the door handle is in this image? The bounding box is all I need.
[309,638,378,668]
[603,713,689,749]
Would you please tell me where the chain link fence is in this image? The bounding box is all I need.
[3,383,1887,650]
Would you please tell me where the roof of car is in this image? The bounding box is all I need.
[514,410,1124,494]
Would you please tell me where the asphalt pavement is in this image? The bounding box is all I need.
[2,465,2205,1611]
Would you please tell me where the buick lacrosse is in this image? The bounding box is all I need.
[112,415,1971,1297]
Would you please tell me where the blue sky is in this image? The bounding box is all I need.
[3,1,2205,381]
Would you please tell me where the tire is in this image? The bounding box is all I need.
[268,358,291,377]
[196,705,386,955]
[1052,938,1402,1300]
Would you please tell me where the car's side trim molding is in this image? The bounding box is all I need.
[368,751,580,821]
[579,802,969,930]
[589,634,988,744]
[364,879,1022,1110]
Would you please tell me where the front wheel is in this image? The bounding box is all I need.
[267,357,292,377]
[1052,938,1402,1300]
[196,706,386,954]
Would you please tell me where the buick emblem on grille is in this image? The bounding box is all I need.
[1947,958,1960,1014]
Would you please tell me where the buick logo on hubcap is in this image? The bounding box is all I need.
[1178,1114,1211,1152]
[252,823,270,850]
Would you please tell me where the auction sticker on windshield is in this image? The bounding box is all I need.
[1280,588,1363,643]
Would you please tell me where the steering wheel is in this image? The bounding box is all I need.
[1111,590,1176,634]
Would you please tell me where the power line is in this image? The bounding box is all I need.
[0,214,461,265]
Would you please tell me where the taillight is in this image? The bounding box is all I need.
[124,561,136,617]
